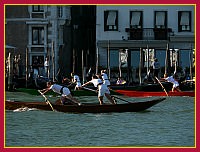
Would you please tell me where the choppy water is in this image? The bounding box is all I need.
[5,92,195,147]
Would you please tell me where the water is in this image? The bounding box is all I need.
[5,92,195,147]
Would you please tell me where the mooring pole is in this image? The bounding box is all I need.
[8,52,13,90]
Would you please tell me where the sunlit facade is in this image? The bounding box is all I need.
[96,5,195,83]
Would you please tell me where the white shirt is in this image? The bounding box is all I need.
[89,79,103,87]
[101,73,108,80]
[50,84,63,94]
[165,76,179,87]
[101,73,110,86]
[165,76,175,83]
[73,75,80,82]
[44,60,49,67]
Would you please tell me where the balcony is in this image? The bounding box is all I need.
[125,28,172,40]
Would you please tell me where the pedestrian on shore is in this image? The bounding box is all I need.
[44,57,49,77]
[82,75,116,105]
[40,81,82,105]
[116,77,126,85]
[151,58,160,83]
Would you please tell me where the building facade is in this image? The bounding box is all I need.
[5,5,96,85]
[5,5,71,81]
[5,5,195,86]
[96,5,195,84]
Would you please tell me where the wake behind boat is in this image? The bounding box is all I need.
[5,98,166,113]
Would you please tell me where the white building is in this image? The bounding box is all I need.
[96,5,195,83]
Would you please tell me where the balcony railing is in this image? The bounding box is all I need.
[125,28,172,40]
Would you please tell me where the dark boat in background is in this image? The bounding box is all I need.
[110,81,194,92]
[115,90,195,97]
[11,75,194,92]
[5,98,166,113]
[14,80,194,97]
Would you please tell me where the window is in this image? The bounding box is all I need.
[32,5,44,12]
[32,56,44,68]
[32,27,44,45]
[155,11,167,28]
[109,50,119,68]
[130,11,142,28]
[178,11,191,32]
[58,6,63,18]
[109,49,128,68]
[130,50,140,68]
[104,10,118,31]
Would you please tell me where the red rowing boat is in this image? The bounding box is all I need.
[115,90,195,97]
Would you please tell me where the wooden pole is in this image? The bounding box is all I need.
[38,90,55,112]
[155,76,169,96]
[165,43,169,75]
[139,48,142,85]
[189,46,193,80]
[52,41,55,82]
[95,47,99,75]
[146,45,149,75]
[47,48,50,79]
[8,52,13,90]
[108,40,110,78]
[73,49,75,73]
[174,49,177,74]
[25,48,28,88]
[82,49,85,83]
[119,49,122,78]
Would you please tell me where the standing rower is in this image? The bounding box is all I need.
[101,69,110,86]
[82,75,116,105]
[160,74,181,92]
[71,72,82,90]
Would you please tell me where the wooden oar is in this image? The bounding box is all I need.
[38,90,55,111]
[82,87,97,93]
[155,76,169,97]
[82,87,132,104]
[110,95,132,104]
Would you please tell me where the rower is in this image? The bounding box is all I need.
[82,75,116,105]
[101,69,110,86]
[40,81,82,106]
[160,74,181,92]
[71,72,82,90]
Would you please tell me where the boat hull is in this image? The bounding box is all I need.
[115,90,195,97]
[5,98,165,113]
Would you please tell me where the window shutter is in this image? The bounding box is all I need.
[107,11,116,25]
[131,12,141,25]
[180,12,189,25]
[156,12,165,25]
